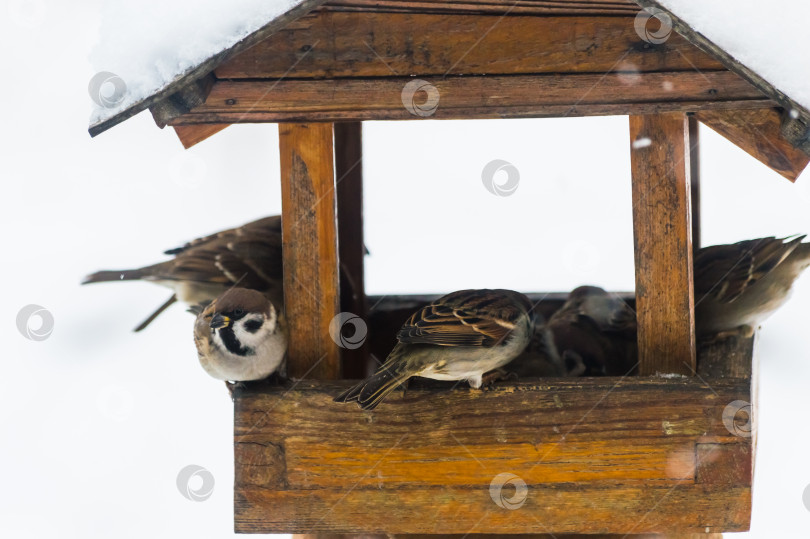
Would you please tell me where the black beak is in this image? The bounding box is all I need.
[210,313,231,329]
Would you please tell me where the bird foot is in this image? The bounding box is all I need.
[480,368,519,388]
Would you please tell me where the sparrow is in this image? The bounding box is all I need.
[515,286,637,377]
[335,289,535,410]
[193,287,287,381]
[695,235,810,340]
[83,216,283,331]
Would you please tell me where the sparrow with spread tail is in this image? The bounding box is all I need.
[193,288,287,382]
[546,286,638,376]
[83,216,284,331]
[335,289,535,410]
[695,235,810,340]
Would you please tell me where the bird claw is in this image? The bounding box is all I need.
[480,368,517,388]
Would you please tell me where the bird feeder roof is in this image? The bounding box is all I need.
[88,0,810,179]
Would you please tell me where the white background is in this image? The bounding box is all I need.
[3,1,810,537]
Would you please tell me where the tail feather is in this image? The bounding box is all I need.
[82,269,144,285]
[335,364,415,410]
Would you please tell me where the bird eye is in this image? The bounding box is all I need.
[234,308,244,317]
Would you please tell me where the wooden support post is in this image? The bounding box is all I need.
[279,123,341,380]
[334,122,368,379]
[630,113,696,376]
[688,116,701,250]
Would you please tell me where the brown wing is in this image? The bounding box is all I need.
[396,289,532,347]
[143,216,283,288]
[694,236,804,303]
[163,216,281,255]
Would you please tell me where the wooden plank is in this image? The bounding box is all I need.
[323,0,641,16]
[172,123,229,149]
[688,116,700,249]
[171,72,769,125]
[334,122,368,378]
[629,113,696,376]
[695,108,810,182]
[215,12,724,80]
[233,377,752,534]
[89,0,329,137]
[634,0,810,154]
[279,123,341,379]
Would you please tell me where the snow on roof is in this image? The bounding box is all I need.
[657,0,810,111]
[88,0,305,128]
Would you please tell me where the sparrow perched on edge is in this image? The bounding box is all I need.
[546,286,638,376]
[695,235,810,340]
[82,216,283,331]
[193,287,287,382]
[334,289,535,410]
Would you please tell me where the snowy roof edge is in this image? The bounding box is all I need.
[634,0,810,145]
[87,0,327,137]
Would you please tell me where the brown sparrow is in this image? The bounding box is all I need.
[542,286,637,377]
[335,289,535,410]
[83,216,283,331]
[695,235,810,340]
[193,288,287,381]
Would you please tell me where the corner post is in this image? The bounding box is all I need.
[629,113,696,376]
[279,123,341,380]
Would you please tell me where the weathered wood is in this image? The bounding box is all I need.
[171,72,768,125]
[334,122,368,378]
[89,0,329,136]
[634,0,810,156]
[694,108,810,182]
[173,123,229,149]
[688,116,700,249]
[630,113,696,376]
[214,12,724,80]
[323,0,641,16]
[234,377,752,534]
[149,74,216,129]
[780,110,810,154]
[697,334,755,379]
[279,123,341,379]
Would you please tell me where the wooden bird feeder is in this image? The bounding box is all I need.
[91,0,810,537]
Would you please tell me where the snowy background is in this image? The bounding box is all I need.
[3,0,810,537]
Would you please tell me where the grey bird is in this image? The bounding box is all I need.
[193,288,287,382]
[695,235,810,340]
[335,289,535,410]
[510,286,637,378]
[547,286,637,376]
[82,216,284,331]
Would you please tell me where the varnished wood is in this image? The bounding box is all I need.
[234,377,752,534]
[688,116,700,249]
[171,72,768,125]
[214,12,725,80]
[635,0,810,155]
[279,123,341,379]
[335,122,368,378]
[173,123,229,149]
[695,108,810,182]
[630,113,696,376]
[323,0,641,16]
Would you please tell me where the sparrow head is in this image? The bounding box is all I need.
[194,287,286,381]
